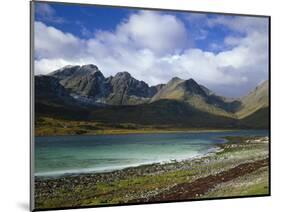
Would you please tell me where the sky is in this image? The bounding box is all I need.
[33,2,269,97]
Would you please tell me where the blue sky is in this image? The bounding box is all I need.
[35,2,237,52]
[34,2,269,97]
[35,3,134,38]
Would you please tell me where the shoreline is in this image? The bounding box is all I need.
[35,135,269,209]
[35,128,267,137]
[130,158,269,203]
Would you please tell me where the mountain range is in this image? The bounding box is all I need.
[35,64,269,129]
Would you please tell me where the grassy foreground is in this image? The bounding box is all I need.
[34,136,269,209]
[35,117,237,136]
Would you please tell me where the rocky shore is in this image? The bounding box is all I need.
[35,136,269,209]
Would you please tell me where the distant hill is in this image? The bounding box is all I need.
[35,64,269,129]
[236,80,269,118]
[150,77,241,117]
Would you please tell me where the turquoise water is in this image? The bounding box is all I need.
[35,130,268,177]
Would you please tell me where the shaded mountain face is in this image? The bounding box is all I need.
[35,75,92,120]
[239,107,269,129]
[105,72,155,105]
[35,75,74,104]
[49,65,111,101]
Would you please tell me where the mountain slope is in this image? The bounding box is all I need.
[105,72,155,105]
[236,80,269,118]
[48,65,159,105]
[89,99,239,128]
[151,77,240,117]
[49,64,111,100]
[35,75,94,121]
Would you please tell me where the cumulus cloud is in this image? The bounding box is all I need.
[35,22,85,60]
[35,58,74,75]
[34,11,269,97]
[117,11,192,55]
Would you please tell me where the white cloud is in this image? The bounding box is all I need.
[35,22,84,59]
[35,58,73,75]
[117,11,191,55]
[34,12,269,97]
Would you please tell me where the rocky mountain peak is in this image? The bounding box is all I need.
[114,71,132,80]
[177,78,206,96]
[48,64,103,80]
[48,65,80,79]
[80,64,99,73]
[169,77,183,83]
[185,78,197,84]
[77,64,104,79]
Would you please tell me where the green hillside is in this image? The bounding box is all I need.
[236,81,269,118]
[239,107,269,129]
[88,99,238,128]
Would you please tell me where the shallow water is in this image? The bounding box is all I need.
[35,130,268,176]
